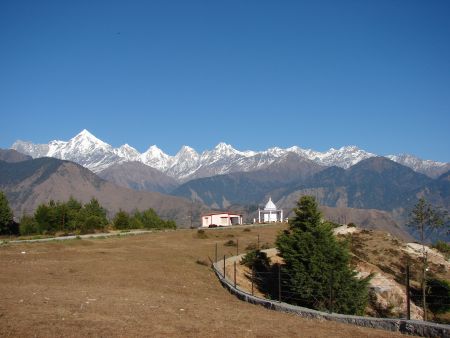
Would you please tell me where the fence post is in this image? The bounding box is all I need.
[234,261,237,288]
[406,260,411,320]
[251,266,254,296]
[278,264,281,302]
[223,255,226,279]
[257,234,260,249]
[236,239,239,256]
[215,243,218,263]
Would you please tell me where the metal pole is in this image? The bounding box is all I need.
[236,239,239,256]
[215,243,218,263]
[423,251,428,321]
[257,234,260,250]
[223,255,226,279]
[406,261,411,320]
[234,261,237,288]
[251,266,254,296]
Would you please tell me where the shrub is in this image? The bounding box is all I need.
[196,229,208,239]
[347,223,356,228]
[113,210,131,230]
[245,242,258,251]
[427,278,450,314]
[224,239,237,247]
[19,215,39,236]
[243,228,251,232]
[261,242,271,250]
[432,241,450,259]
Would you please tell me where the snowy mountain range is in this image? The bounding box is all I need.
[11,129,450,181]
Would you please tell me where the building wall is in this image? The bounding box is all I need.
[201,213,242,227]
[263,213,278,222]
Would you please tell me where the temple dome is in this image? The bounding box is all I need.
[264,197,277,211]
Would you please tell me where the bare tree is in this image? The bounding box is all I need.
[408,197,448,321]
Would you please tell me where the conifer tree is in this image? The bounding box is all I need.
[276,196,370,315]
[0,191,13,234]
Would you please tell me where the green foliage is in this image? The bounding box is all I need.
[113,210,131,230]
[21,197,110,236]
[432,240,450,259]
[276,195,370,315]
[408,197,447,243]
[19,215,39,236]
[133,208,176,230]
[427,278,450,314]
[241,249,270,270]
[0,191,14,234]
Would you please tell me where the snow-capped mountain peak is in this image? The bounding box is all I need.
[11,130,448,180]
[114,144,140,161]
[140,145,171,171]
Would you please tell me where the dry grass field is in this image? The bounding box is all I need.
[0,225,413,337]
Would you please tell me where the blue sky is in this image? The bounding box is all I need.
[1,1,449,161]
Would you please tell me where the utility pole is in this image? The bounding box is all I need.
[406,261,411,320]
[422,251,428,321]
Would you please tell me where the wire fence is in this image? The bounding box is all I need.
[212,237,450,321]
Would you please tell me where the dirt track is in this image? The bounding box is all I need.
[0,225,411,337]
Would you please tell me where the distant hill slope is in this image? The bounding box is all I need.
[0,149,32,163]
[0,158,203,227]
[172,155,325,208]
[275,157,449,241]
[97,161,179,194]
[278,157,433,211]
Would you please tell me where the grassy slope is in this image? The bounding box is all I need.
[0,225,408,338]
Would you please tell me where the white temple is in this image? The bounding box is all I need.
[258,197,283,223]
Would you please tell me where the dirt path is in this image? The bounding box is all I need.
[0,225,412,337]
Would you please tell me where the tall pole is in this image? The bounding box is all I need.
[423,251,428,321]
[234,261,237,288]
[215,243,218,263]
[406,261,411,320]
[223,255,226,279]
[251,266,254,296]
[257,234,260,250]
[236,239,239,256]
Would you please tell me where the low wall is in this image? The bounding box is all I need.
[212,258,450,338]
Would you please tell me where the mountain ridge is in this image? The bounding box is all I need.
[12,129,449,182]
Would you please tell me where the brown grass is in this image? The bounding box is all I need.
[0,225,411,337]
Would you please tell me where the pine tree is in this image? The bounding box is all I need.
[113,210,131,230]
[0,191,13,234]
[276,196,370,315]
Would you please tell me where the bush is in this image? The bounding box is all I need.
[347,223,356,228]
[427,278,450,314]
[19,215,39,236]
[196,229,208,239]
[113,210,131,230]
[245,242,258,251]
[432,241,450,259]
[224,239,237,247]
[243,228,251,232]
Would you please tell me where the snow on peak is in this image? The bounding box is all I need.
[11,129,448,180]
[114,144,140,161]
[69,129,111,152]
